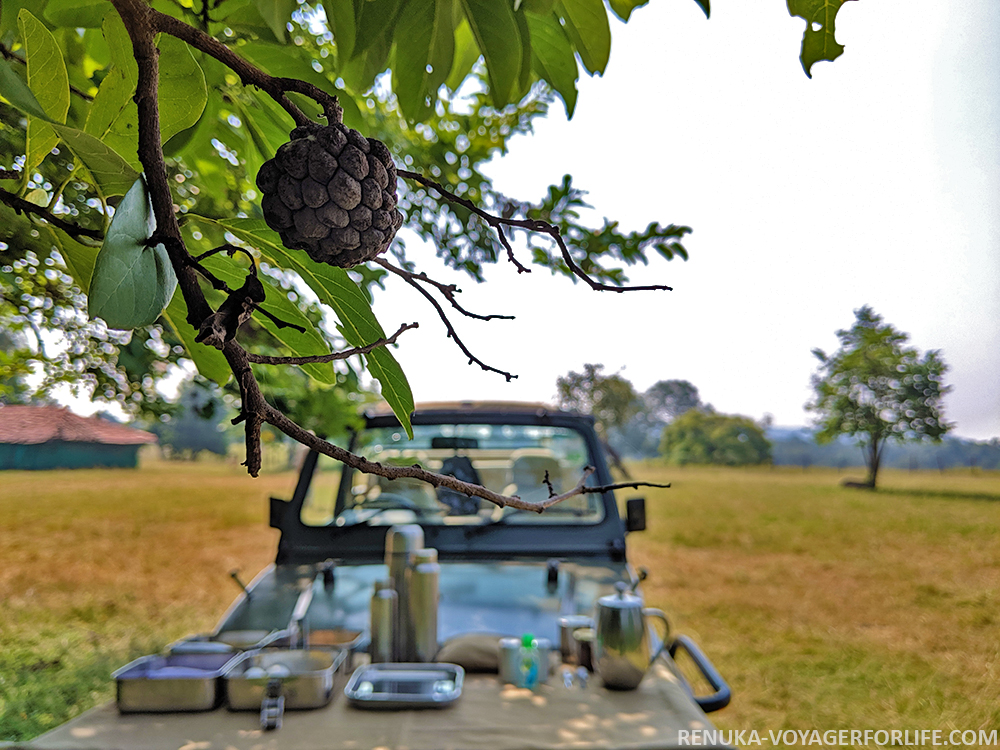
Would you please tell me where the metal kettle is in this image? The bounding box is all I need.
[594,581,671,690]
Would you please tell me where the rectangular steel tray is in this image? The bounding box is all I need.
[113,652,239,713]
[344,663,464,710]
[224,648,346,711]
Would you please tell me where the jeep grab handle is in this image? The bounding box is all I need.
[669,634,732,713]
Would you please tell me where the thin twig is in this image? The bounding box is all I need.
[399,169,673,293]
[0,185,103,240]
[378,259,517,381]
[374,258,514,321]
[497,225,530,274]
[245,322,418,365]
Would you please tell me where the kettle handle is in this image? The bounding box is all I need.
[643,608,671,666]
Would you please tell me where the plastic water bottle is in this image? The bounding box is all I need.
[519,633,539,689]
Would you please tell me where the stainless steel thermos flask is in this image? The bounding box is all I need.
[410,548,440,662]
[369,579,396,663]
[384,525,424,661]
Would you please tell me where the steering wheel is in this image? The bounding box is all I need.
[360,493,426,516]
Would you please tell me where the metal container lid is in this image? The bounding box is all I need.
[384,524,424,561]
[414,548,438,564]
[597,581,643,610]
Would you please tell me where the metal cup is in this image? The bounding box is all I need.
[557,615,594,664]
[497,637,521,685]
[572,628,596,672]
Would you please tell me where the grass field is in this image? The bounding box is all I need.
[1,460,998,744]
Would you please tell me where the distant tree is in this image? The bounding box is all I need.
[557,364,640,476]
[153,380,231,458]
[645,380,702,422]
[0,329,34,404]
[556,364,639,440]
[659,409,772,466]
[807,306,951,488]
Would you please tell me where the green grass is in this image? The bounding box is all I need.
[2,461,999,743]
[0,460,290,741]
[625,464,1000,739]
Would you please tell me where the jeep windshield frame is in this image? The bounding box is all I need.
[271,405,630,565]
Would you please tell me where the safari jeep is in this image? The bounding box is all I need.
[31,401,731,750]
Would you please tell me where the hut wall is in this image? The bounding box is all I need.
[0,441,141,470]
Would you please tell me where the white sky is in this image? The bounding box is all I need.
[369,0,1000,441]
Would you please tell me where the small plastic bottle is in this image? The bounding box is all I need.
[519,633,540,689]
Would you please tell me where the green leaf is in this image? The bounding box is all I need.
[321,0,356,61]
[444,18,479,91]
[44,0,111,28]
[522,0,556,14]
[393,0,455,121]
[352,0,406,59]
[193,216,415,437]
[0,56,52,121]
[88,176,178,329]
[555,0,610,76]
[461,0,522,108]
[52,122,139,196]
[788,0,850,77]
[607,0,649,22]
[340,32,392,93]
[253,0,298,43]
[526,12,577,117]
[85,11,141,170]
[239,40,336,94]
[198,254,337,385]
[162,290,232,385]
[157,34,208,143]
[512,6,532,101]
[19,9,70,174]
[1,0,33,41]
[50,227,99,293]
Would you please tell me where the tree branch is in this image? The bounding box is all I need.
[0,185,104,241]
[399,169,673,293]
[245,321,418,365]
[374,258,514,322]
[93,1,649,522]
[375,258,517,382]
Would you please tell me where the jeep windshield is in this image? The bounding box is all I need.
[300,422,604,528]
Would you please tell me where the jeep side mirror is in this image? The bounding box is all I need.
[625,497,646,532]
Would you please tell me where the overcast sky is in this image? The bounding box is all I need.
[370,0,1000,440]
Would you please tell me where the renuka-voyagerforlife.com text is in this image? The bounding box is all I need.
[678,729,999,747]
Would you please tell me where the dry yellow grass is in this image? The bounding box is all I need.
[0,459,290,740]
[2,460,999,745]
[625,464,1000,741]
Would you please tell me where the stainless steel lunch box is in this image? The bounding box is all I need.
[114,652,240,713]
[224,649,346,710]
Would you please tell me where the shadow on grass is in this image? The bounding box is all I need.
[877,487,1000,503]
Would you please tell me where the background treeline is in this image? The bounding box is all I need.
[767,428,1000,471]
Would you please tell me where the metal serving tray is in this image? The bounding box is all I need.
[224,649,346,710]
[113,652,239,713]
[344,663,464,710]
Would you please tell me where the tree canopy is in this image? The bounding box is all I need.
[807,306,951,488]
[0,0,861,498]
[659,408,771,466]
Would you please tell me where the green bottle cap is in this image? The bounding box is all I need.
[521,633,535,648]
